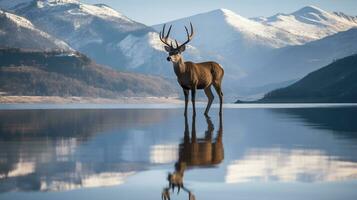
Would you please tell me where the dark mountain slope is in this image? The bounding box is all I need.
[258,54,357,103]
[0,48,177,97]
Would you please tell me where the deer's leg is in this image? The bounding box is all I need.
[191,114,197,142]
[183,89,189,116]
[204,86,214,116]
[191,88,196,116]
[213,84,223,116]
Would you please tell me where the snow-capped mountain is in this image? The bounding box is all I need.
[118,31,205,77]
[153,7,357,73]
[152,6,357,98]
[244,28,357,87]
[152,8,305,81]
[153,8,308,49]
[253,6,357,43]
[2,1,357,98]
[5,0,152,69]
[0,9,72,51]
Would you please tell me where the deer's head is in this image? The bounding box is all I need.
[159,23,194,63]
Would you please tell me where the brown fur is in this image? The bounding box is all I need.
[172,58,224,116]
[160,23,224,116]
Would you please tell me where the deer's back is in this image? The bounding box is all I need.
[184,61,224,89]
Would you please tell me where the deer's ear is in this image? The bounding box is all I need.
[179,45,186,53]
[164,46,171,52]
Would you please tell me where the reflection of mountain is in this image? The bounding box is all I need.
[273,107,357,139]
[0,109,176,192]
[221,108,357,184]
[0,48,177,97]
[226,148,357,183]
[1,108,357,194]
[0,109,173,139]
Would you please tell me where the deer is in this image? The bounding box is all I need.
[159,23,224,116]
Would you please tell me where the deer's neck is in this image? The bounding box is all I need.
[173,57,186,77]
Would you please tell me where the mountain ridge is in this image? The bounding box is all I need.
[256,54,357,103]
[244,27,357,87]
[6,0,153,70]
[0,48,178,97]
[252,5,357,42]
[0,9,72,51]
[1,1,357,99]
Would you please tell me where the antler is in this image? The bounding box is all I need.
[178,22,194,48]
[159,24,173,48]
[159,22,194,49]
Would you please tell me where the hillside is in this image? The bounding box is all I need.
[153,6,357,74]
[0,48,177,97]
[258,54,357,103]
[243,28,357,87]
[0,9,72,51]
[2,2,357,98]
[6,0,152,70]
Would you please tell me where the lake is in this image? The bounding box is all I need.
[0,104,357,200]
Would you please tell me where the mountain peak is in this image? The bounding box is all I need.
[217,8,234,14]
[44,0,79,4]
[209,8,241,16]
[0,9,73,51]
[293,5,328,16]
[0,9,35,29]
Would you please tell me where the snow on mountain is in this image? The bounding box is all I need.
[244,28,357,87]
[35,0,133,23]
[151,8,305,81]
[8,0,152,69]
[118,31,205,76]
[151,6,357,98]
[153,8,300,50]
[216,8,305,47]
[153,7,357,78]
[0,9,72,51]
[2,2,356,98]
[252,5,357,43]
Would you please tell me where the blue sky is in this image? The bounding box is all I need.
[82,0,357,25]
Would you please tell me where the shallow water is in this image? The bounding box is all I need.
[0,105,357,200]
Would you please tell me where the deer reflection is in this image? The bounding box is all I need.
[162,114,224,200]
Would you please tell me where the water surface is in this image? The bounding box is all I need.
[0,105,357,200]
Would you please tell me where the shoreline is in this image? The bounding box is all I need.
[0,96,183,104]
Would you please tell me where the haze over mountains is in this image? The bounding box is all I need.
[246,28,357,87]
[259,54,357,103]
[1,0,356,100]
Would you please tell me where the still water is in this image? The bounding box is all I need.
[0,105,357,200]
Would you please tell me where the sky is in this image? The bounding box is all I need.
[82,0,357,25]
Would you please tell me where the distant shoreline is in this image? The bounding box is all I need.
[0,96,183,104]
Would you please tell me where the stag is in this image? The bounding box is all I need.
[159,23,224,116]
